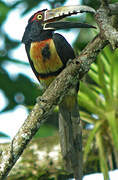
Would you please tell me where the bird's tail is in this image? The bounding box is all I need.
[59,86,83,179]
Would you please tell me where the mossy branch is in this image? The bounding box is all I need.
[0,2,118,179]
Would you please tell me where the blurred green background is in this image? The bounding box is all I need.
[0,0,118,179]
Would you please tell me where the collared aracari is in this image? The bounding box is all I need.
[22,5,95,109]
[22,6,95,169]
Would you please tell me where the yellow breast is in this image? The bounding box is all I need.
[30,39,63,74]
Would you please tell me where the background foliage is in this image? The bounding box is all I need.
[0,0,118,179]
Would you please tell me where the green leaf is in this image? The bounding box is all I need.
[96,131,109,180]
[84,121,102,161]
[80,82,105,109]
[105,110,118,150]
[89,84,102,94]
[110,50,118,98]
[98,53,110,75]
[80,111,96,124]
[97,57,111,102]
[79,92,104,116]
[88,69,99,85]
[102,45,114,64]
[90,63,98,73]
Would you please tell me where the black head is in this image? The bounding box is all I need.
[22,5,96,44]
[22,9,54,44]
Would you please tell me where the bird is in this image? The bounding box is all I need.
[22,5,95,118]
[22,5,95,174]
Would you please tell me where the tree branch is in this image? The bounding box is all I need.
[95,5,118,49]
[0,2,118,179]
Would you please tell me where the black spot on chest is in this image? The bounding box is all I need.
[41,44,51,61]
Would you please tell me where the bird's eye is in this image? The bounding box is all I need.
[37,14,42,20]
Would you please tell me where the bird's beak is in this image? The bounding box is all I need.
[43,5,96,30]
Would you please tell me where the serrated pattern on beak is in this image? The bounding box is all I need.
[44,5,96,22]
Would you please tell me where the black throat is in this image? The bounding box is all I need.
[22,21,53,44]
